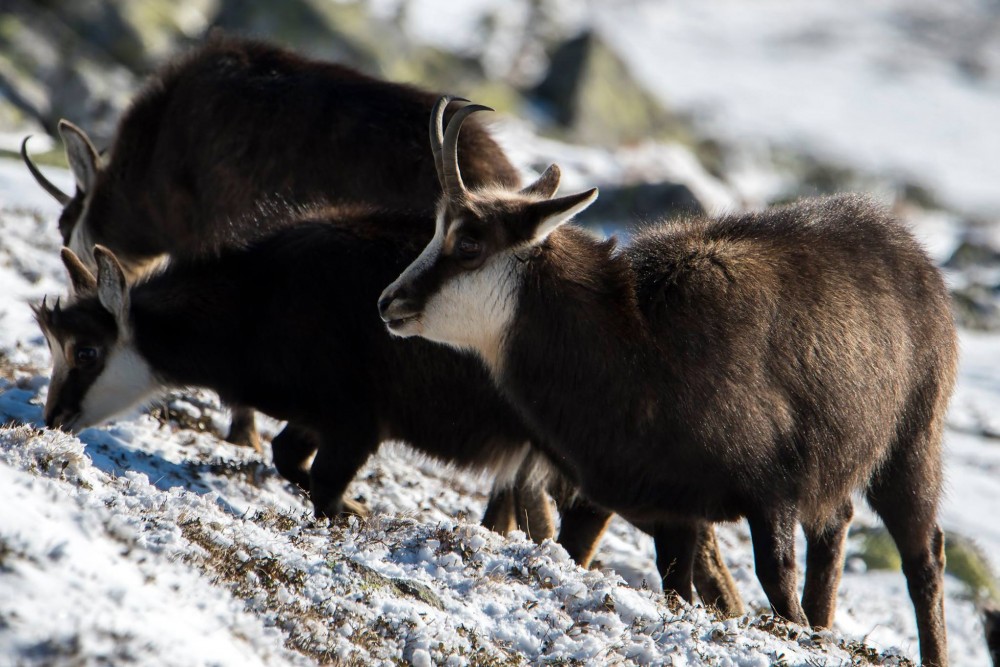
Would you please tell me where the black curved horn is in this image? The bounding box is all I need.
[21,136,71,205]
[440,101,492,201]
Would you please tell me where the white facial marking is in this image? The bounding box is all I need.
[76,341,158,429]
[420,249,523,375]
[394,208,448,293]
[382,208,449,338]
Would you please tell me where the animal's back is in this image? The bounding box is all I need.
[90,36,520,259]
[626,194,957,519]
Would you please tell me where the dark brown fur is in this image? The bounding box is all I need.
[516,196,955,665]
[38,205,745,617]
[32,35,542,537]
[55,35,519,261]
[387,189,957,665]
[39,33,516,458]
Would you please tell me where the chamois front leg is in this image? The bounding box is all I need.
[225,404,261,453]
[652,520,744,616]
[747,507,809,626]
[270,423,320,492]
[652,521,700,603]
[308,420,378,519]
[984,605,1000,667]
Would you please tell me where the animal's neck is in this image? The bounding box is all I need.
[82,187,171,265]
[128,260,251,398]
[498,230,657,469]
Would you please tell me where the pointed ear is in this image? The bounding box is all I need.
[93,245,129,326]
[58,120,100,193]
[527,188,598,244]
[61,247,97,296]
[520,164,561,199]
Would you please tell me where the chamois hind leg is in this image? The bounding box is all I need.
[801,499,853,628]
[652,521,700,603]
[692,523,746,618]
[867,429,948,667]
[556,498,613,568]
[747,507,809,625]
[308,416,378,519]
[226,404,261,453]
[271,423,320,492]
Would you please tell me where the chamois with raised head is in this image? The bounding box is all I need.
[34,201,745,616]
[21,34,547,545]
[379,99,958,666]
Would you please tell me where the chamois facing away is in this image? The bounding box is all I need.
[20,34,541,542]
[379,100,958,666]
[33,204,744,617]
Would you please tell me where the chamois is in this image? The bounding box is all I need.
[21,34,518,454]
[34,205,743,616]
[21,34,551,547]
[379,100,958,665]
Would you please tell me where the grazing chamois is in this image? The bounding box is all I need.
[378,99,958,665]
[34,206,742,616]
[21,34,549,547]
[20,34,517,455]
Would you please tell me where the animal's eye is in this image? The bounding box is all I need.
[456,236,482,261]
[75,347,99,366]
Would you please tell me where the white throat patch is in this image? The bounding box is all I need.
[421,249,523,376]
